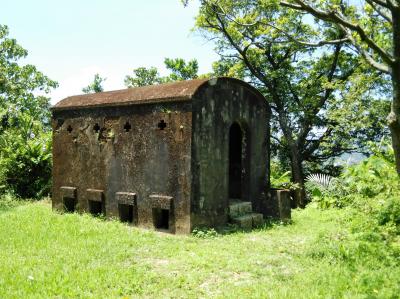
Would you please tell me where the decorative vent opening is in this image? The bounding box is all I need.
[157,120,167,130]
[123,121,131,132]
[152,208,169,230]
[63,197,76,213]
[119,204,134,223]
[67,125,73,133]
[88,200,103,216]
[93,123,100,133]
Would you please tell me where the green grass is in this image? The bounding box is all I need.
[0,200,398,298]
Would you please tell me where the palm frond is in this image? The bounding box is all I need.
[306,173,333,189]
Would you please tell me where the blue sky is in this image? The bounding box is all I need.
[1,0,218,103]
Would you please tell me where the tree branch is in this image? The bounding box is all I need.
[343,25,392,74]
[207,5,272,89]
[297,43,342,149]
[302,127,334,160]
[281,0,395,66]
[366,0,393,22]
[369,0,390,9]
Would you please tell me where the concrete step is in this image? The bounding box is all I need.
[231,214,253,230]
[228,201,252,218]
[231,213,264,229]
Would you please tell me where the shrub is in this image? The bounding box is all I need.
[0,113,52,199]
[191,227,219,238]
[307,140,400,261]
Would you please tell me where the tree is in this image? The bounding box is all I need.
[0,24,57,198]
[124,58,201,88]
[278,0,400,174]
[82,73,106,93]
[193,0,390,206]
[124,67,162,88]
[164,58,199,81]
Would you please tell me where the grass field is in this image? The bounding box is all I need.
[0,199,398,298]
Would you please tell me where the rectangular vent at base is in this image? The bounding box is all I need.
[119,204,134,223]
[60,186,77,212]
[149,195,173,231]
[153,208,170,230]
[116,192,137,223]
[86,189,104,216]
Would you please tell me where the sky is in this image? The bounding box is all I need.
[0,0,218,104]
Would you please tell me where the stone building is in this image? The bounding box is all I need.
[51,77,271,234]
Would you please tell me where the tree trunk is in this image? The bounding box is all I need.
[389,10,400,175]
[389,67,400,175]
[288,144,307,208]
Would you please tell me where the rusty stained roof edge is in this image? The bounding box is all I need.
[51,77,267,112]
[50,95,191,111]
[51,78,209,111]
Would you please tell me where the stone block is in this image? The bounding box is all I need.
[251,213,264,227]
[229,201,252,218]
[228,202,240,218]
[265,189,291,221]
[232,214,253,230]
[239,202,252,214]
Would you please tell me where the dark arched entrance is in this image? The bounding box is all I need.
[229,122,243,199]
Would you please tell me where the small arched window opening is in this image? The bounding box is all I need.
[67,125,73,133]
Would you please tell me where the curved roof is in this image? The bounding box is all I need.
[52,77,264,111]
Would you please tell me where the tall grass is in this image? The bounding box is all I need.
[0,200,399,298]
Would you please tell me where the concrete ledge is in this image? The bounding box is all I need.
[60,186,77,199]
[116,192,136,205]
[251,213,264,227]
[86,189,104,202]
[149,194,173,210]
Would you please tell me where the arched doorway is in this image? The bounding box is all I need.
[229,122,243,199]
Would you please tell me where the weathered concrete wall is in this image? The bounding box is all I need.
[191,79,270,228]
[52,102,192,234]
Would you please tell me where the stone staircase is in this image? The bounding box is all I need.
[228,200,264,229]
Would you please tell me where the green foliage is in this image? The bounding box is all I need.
[0,193,20,212]
[308,141,399,209]
[270,170,291,189]
[164,58,199,81]
[377,197,400,228]
[191,227,218,238]
[307,141,400,267]
[124,67,162,88]
[305,173,344,208]
[270,160,299,191]
[0,115,52,198]
[0,24,56,198]
[124,57,202,88]
[82,73,106,93]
